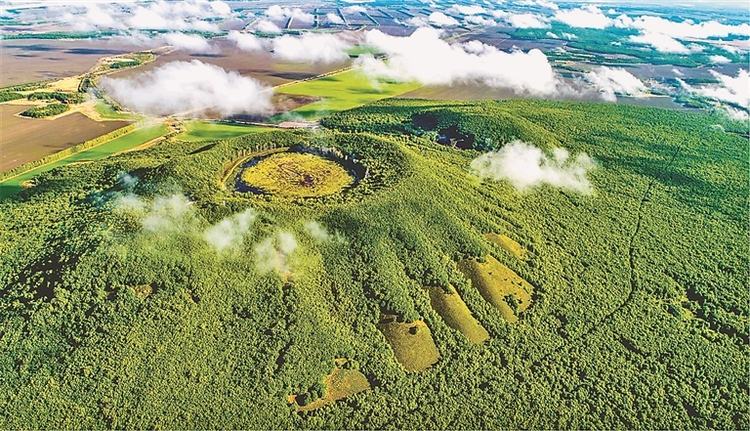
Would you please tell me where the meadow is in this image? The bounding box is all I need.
[275,70,422,120]
[0,99,745,429]
[176,121,277,142]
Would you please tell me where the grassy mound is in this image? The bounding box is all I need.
[458,255,533,323]
[485,233,528,260]
[240,152,354,198]
[378,317,440,372]
[426,286,489,344]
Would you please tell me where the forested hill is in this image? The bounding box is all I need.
[0,99,747,429]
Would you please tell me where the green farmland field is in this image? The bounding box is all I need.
[177,121,276,142]
[0,124,168,198]
[276,69,421,120]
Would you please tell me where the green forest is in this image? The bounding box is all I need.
[0,99,747,429]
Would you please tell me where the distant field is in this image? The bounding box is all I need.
[0,124,168,198]
[177,121,276,142]
[0,104,131,172]
[275,70,422,120]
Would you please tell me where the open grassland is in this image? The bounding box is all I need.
[275,70,421,120]
[426,286,490,344]
[290,365,370,411]
[0,124,167,198]
[377,318,440,372]
[0,104,130,172]
[458,255,534,323]
[177,121,276,142]
[485,233,528,260]
[240,152,354,198]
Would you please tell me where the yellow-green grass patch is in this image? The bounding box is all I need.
[275,70,422,120]
[458,255,533,323]
[290,365,371,412]
[485,233,528,260]
[377,317,439,372]
[425,286,490,344]
[177,121,276,142]
[240,152,354,198]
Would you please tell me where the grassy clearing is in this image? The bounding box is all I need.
[378,318,439,372]
[275,70,421,120]
[240,152,354,198]
[426,286,490,344]
[177,121,276,142]
[485,233,528,260]
[93,101,142,121]
[0,124,168,199]
[458,255,533,323]
[291,365,370,412]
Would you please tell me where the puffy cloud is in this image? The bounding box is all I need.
[546,31,559,39]
[126,0,232,31]
[491,10,548,29]
[429,11,460,27]
[271,33,353,63]
[327,12,344,24]
[227,30,263,51]
[342,5,367,14]
[554,5,612,29]
[629,32,691,54]
[585,66,647,102]
[254,231,298,275]
[404,16,429,27]
[446,5,488,15]
[101,60,273,117]
[518,0,559,10]
[162,32,215,53]
[709,55,731,64]
[264,5,314,23]
[203,209,257,252]
[255,19,282,34]
[470,141,596,194]
[465,15,497,27]
[113,193,196,235]
[356,28,564,97]
[683,69,749,108]
[303,221,335,242]
[627,15,750,39]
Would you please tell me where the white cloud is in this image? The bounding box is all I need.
[672,68,684,77]
[491,10,548,29]
[342,5,367,14]
[101,60,273,117]
[585,66,647,102]
[356,28,564,97]
[446,5,487,15]
[255,18,282,34]
[518,0,559,10]
[471,141,596,194]
[554,5,612,29]
[629,32,690,53]
[203,209,257,252]
[303,221,335,242]
[264,5,314,23]
[709,55,731,64]
[685,69,749,108]
[113,193,196,236]
[326,12,344,24]
[254,231,298,275]
[627,15,750,39]
[429,11,460,27]
[162,32,215,53]
[724,106,749,121]
[271,33,353,63]
[227,30,263,51]
[465,15,497,27]
[126,0,231,31]
[404,16,429,27]
[546,31,559,39]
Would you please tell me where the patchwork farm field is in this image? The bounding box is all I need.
[0,103,130,172]
[0,124,167,198]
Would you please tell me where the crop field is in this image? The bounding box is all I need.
[0,39,147,87]
[0,124,168,198]
[110,40,349,88]
[0,103,130,172]
[275,70,422,120]
[176,121,277,142]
